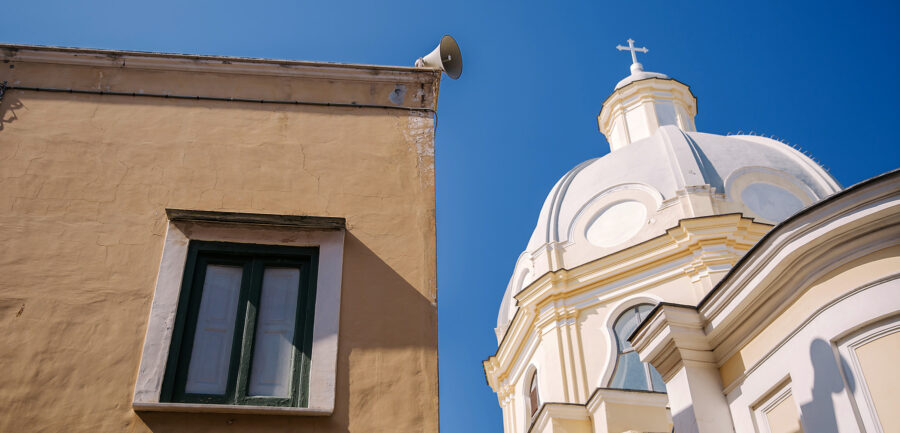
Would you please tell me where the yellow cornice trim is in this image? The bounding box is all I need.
[484,214,771,387]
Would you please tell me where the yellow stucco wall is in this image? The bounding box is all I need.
[719,245,900,388]
[0,51,438,432]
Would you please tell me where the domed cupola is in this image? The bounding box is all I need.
[494,40,842,340]
[599,38,697,152]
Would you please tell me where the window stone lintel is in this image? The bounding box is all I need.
[165,208,346,230]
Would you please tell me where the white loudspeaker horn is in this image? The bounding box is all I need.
[415,35,463,79]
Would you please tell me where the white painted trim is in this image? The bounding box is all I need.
[721,275,900,395]
[724,165,819,207]
[529,403,589,433]
[133,220,344,414]
[836,315,900,433]
[750,379,797,433]
[132,402,330,416]
[523,365,540,427]
[701,177,899,340]
[728,135,841,195]
[585,387,669,413]
[598,295,664,389]
[724,278,900,433]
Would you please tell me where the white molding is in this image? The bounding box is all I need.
[132,220,344,414]
[721,275,899,395]
[724,165,819,206]
[487,214,767,396]
[750,380,796,433]
[598,295,665,389]
[132,402,330,416]
[529,403,589,433]
[724,278,900,433]
[836,315,900,433]
[701,177,900,352]
[585,387,669,413]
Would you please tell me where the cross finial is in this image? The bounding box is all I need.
[616,38,649,72]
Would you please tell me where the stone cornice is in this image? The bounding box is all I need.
[598,77,697,138]
[628,303,715,381]
[699,170,900,360]
[484,214,769,392]
[1,43,440,111]
[0,44,438,84]
[584,387,669,413]
[166,209,345,230]
[528,403,589,433]
[525,388,668,433]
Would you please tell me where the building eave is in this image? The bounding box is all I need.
[0,43,440,84]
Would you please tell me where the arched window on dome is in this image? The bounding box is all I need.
[525,369,540,421]
[610,304,667,392]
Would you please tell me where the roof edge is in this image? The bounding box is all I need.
[0,43,440,84]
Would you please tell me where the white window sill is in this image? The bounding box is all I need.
[133,402,331,416]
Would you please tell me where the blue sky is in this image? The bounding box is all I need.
[5,1,898,431]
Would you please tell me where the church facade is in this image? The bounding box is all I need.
[0,44,442,432]
[483,42,899,433]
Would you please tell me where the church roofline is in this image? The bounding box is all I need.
[626,167,900,345]
[485,212,770,369]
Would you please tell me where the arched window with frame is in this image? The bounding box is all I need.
[610,304,667,392]
[526,369,540,421]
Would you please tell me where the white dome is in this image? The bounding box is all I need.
[494,126,841,337]
[527,128,838,250]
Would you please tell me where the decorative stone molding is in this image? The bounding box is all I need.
[700,169,900,361]
[485,214,768,397]
[133,211,345,415]
[528,403,589,433]
[585,388,671,433]
[598,77,697,152]
[629,303,715,382]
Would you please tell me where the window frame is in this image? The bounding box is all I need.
[609,303,666,392]
[160,241,319,408]
[528,370,540,419]
[836,315,900,433]
[133,210,346,416]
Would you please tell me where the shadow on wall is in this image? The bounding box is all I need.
[135,232,438,433]
[0,88,24,131]
[670,338,858,433]
[799,338,855,433]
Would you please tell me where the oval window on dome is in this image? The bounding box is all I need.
[585,201,647,248]
[741,182,804,222]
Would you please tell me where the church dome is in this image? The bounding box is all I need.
[525,129,839,253]
[494,52,842,339]
[495,128,840,337]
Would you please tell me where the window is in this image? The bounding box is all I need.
[160,240,318,407]
[610,304,666,392]
[526,370,540,420]
[133,210,345,415]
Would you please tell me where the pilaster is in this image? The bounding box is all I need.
[630,304,734,433]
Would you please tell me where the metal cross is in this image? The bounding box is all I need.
[616,38,648,65]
